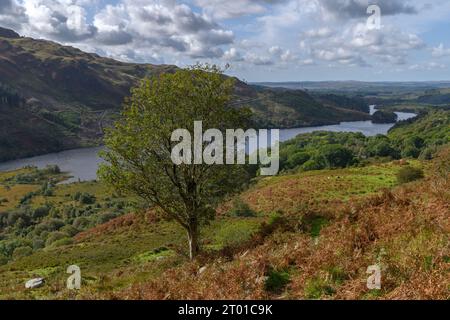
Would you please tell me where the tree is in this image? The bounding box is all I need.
[99,64,251,260]
[317,144,355,169]
[372,110,398,124]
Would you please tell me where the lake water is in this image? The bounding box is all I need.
[0,106,416,183]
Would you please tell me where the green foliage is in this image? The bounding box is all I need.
[316,144,356,169]
[304,277,336,299]
[78,193,96,205]
[48,237,73,248]
[45,231,69,247]
[99,64,252,259]
[286,151,310,169]
[366,136,400,158]
[32,206,51,220]
[0,239,32,257]
[0,253,8,266]
[96,212,118,224]
[302,215,328,238]
[389,111,450,155]
[277,111,450,173]
[229,198,257,217]
[264,268,291,293]
[396,166,424,184]
[372,110,398,124]
[73,217,91,229]
[213,220,259,249]
[60,225,79,237]
[12,246,33,260]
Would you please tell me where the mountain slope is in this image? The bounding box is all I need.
[0,27,370,161]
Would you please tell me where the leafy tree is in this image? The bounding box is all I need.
[366,136,399,158]
[99,64,252,259]
[286,151,310,169]
[317,144,355,169]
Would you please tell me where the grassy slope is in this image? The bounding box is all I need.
[115,151,449,300]
[1,157,443,300]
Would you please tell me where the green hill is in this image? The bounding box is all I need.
[0,27,370,161]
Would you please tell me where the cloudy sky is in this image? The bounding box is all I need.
[1,0,450,81]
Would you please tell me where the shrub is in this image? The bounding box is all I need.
[0,253,8,265]
[73,217,90,229]
[44,165,61,174]
[45,231,69,247]
[40,218,65,232]
[32,239,45,250]
[12,246,33,259]
[397,166,424,184]
[73,192,82,201]
[7,209,30,227]
[229,198,256,217]
[264,268,290,293]
[79,193,96,205]
[0,239,31,257]
[96,212,118,224]
[32,206,51,219]
[419,146,438,160]
[60,225,79,237]
[401,146,421,159]
[302,159,324,171]
[48,238,73,248]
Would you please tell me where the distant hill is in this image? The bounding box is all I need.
[256,81,450,93]
[0,28,370,161]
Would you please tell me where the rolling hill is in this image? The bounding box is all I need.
[0,27,370,162]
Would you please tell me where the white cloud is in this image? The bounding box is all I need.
[0,0,445,80]
[193,0,288,20]
[432,43,450,58]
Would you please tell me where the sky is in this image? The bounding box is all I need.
[1,0,450,82]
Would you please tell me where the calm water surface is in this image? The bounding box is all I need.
[0,106,416,183]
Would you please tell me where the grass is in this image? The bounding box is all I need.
[228,161,408,217]
[0,184,40,211]
[0,153,446,300]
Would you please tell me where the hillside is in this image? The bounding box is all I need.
[0,27,370,162]
[244,87,370,128]
[0,148,448,299]
[0,109,447,300]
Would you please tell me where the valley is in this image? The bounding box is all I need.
[0,27,371,162]
[0,110,448,299]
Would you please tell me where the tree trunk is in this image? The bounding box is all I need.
[187,226,200,260]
